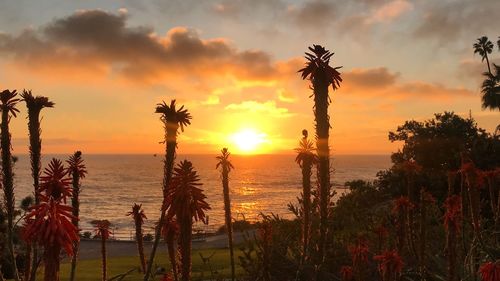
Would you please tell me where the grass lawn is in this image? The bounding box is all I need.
[35,248,243,281]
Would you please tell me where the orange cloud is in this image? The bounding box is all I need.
[0,10,275,83]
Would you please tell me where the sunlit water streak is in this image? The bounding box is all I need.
[13,154,390,240]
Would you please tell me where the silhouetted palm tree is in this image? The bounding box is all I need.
[480,63,500,110]
[94,220,112,281]
[21,90,54,281]
[23,158,78,281]
[144,100,192,281]
[474,36,494,75]
[294,130,317,266]
[298,45,342,269]
[67,151,87,281]
[216,148,235,281]
[165,160,210,281]
[127,203,148,273]
[0,89,20,281]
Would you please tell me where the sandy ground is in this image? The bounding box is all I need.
[75,231,250,260]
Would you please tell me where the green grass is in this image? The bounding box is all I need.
[37,248,243,281]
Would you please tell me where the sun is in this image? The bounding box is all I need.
[230,128,267,154]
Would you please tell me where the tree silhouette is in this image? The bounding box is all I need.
[298,44,342,272]
[473,36,494,75]
[480,63,500,110]
[294,129,317,267]
[67,151,87,281]
[216,148,236,281]
[20,89,54,281]
[144,100,191,281]
[165,160,210,281]
[0,89,20,281]
[127,203,148,273]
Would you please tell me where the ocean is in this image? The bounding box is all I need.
[13,154,391,240]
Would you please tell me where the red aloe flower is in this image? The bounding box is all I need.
[23,200,78,255]
[392,196,414,214]
[339,266,354,281]
[164,160,210,281]
[348,239,370,266]
[460,162,486,189]
[374,250,404,281]
[40,159,73,202]
[399,160,423,174]
[443,195,462,232]
[348,238,370,279]
[479,261,500,281]
[161,274,174,281]
[23,158,78,281]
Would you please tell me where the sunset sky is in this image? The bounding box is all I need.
[0,0,498,155]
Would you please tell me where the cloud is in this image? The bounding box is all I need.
[341,67,475,100]
[225,101,293,118]
[288,0,337,29]
[367,0,413,23]
[0,9,275,82]
[212,0,285,18]
[343,67,399,90]
[414,0,500,43]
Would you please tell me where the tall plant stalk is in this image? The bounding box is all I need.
[298,45,342,272]
[67,151,87,281]
[94,221,112,281]
[161,218,179,281]
[164,160,210,281]
[294,130,316,267]
[144,100,191,281]
[23,158,78,281]
[21,90,54,281]
[216,148,236,281]
[127,204,147,273]
[0,89,20,281]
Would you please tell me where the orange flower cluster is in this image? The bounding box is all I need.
[373,250,404,279]
[443,195,462,232]
[479,261,500,281]
[23,158,78,256]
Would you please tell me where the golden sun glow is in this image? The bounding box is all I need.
[230,128,268,154]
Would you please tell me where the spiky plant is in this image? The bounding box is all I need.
[294,129,317,266]
[398,160,422,258]
[161,218,179,281]
[443,195,462,281]
[127,203,148,273]
[23,158,78,281]
[373,250,404,281]
[144,100,191,281]
[67,151,87,281]
[298,45,342,268]
[216,147,236,281]
[94,220,112,281]
[0,89,20,281]
[20,89,54,281]
[165,160,210,281]
[392,196,413,254]
[474,36,494,75]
